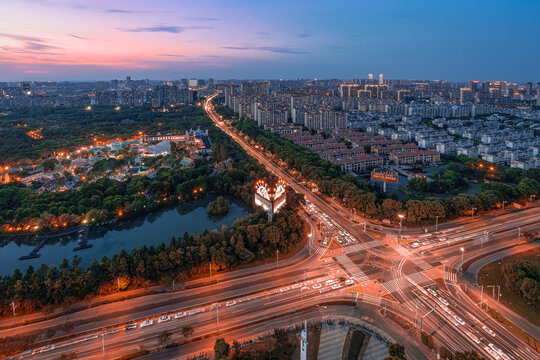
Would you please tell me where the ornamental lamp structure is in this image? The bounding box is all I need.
[254,179,287,221]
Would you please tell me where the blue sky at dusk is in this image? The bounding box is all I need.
[0,0,538,81]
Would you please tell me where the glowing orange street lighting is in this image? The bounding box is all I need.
[398,214,405,238]
[460,247,465,270]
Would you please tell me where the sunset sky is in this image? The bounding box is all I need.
[1,0,539,81]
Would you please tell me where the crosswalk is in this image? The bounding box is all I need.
[361,293,382,306]
[381,278,402,294]
[392,245,432,271]
[315,247,326,255]
[335,254,371,283]
[405,271,431,286]
[444,270,458,282]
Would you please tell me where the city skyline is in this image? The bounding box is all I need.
[1,0,539,82]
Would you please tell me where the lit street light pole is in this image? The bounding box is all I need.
[435,215,439,232]
[471,207,476,220]
[308,233,312,256]
[460,247,465,271]
[11,301,16,325]
[502,200,507,213]
[215,303,220,335]
[276,250,279,268]
[398,214,405,241]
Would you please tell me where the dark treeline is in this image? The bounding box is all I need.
[503,260,540,309]
[233,119,540,226]
[0,105,208,162]
[0,206,306,317]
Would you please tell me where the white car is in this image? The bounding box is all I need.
[313,284,322,289]
[175,312,186,319]
[466,331,481,344]
[427,288,437,296]
[158,315,170,323]
[39,345,55,353]
[345,279,354,285]
[325,279,336,285]
[331,284,342,289]
[411,242,419,248]
[438,297,449,306]
[484,346,501,359]
[140,320,153,327]
[226,300,236,307]
[453,316,465,326]
[280,287,290,293]
[482,325,497,337]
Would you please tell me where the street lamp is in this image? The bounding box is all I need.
[529,194,536,203]
[307,233,313,256]
[398,214,405,240]
[471,207,477,220]
[502,200,507,213]
[435,215,439,232]
[460,247,465,271]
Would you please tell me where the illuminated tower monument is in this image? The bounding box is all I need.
[254,179,286,221]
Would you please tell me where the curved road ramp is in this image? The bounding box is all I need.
[317,324,388,360]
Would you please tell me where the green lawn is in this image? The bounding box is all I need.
[477,247,540,327]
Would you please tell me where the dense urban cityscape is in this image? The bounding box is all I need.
[1,1,539,360]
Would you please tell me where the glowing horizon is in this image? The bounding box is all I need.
[0,0,539,82]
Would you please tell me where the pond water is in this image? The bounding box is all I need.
[0,195,250,276]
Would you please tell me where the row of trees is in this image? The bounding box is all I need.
[0,206,306,316]
[233,118,540,226]
[503,260,540,309]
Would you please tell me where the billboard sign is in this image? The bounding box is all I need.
[371,172,398,184]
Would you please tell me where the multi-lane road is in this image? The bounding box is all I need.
[4,93,539,359]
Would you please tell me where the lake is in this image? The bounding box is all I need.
[0,195,250,276]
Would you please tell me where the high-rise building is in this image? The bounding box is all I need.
[378,74,384,85]
[126,76,132,83]
[470,80,478,94]
[368,73,373,80]
[525,82,533,96]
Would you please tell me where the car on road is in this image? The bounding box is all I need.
[453,316,465,326]
[140,320,153,327]
[361,316,373,323]
[484,346,501,359]
[325,279,336,285]
[438,297,449,306]
[427,288,437,296]
[313,284,322,289]
[331,284,342,289]
[39,345,54,353]
[345,279,354,285]
[411,242,419,248]
[22,350,34,357]
[482,325,496,337]
[158,315,170,323]
[125,324,137,330]
[226,300,236,307]
[175,312,186,319]
[465,331,481,344]
[280,287,290,293]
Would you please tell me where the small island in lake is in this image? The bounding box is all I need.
[207,196,230,216]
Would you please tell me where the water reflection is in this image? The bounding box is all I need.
[1,195,250,276]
